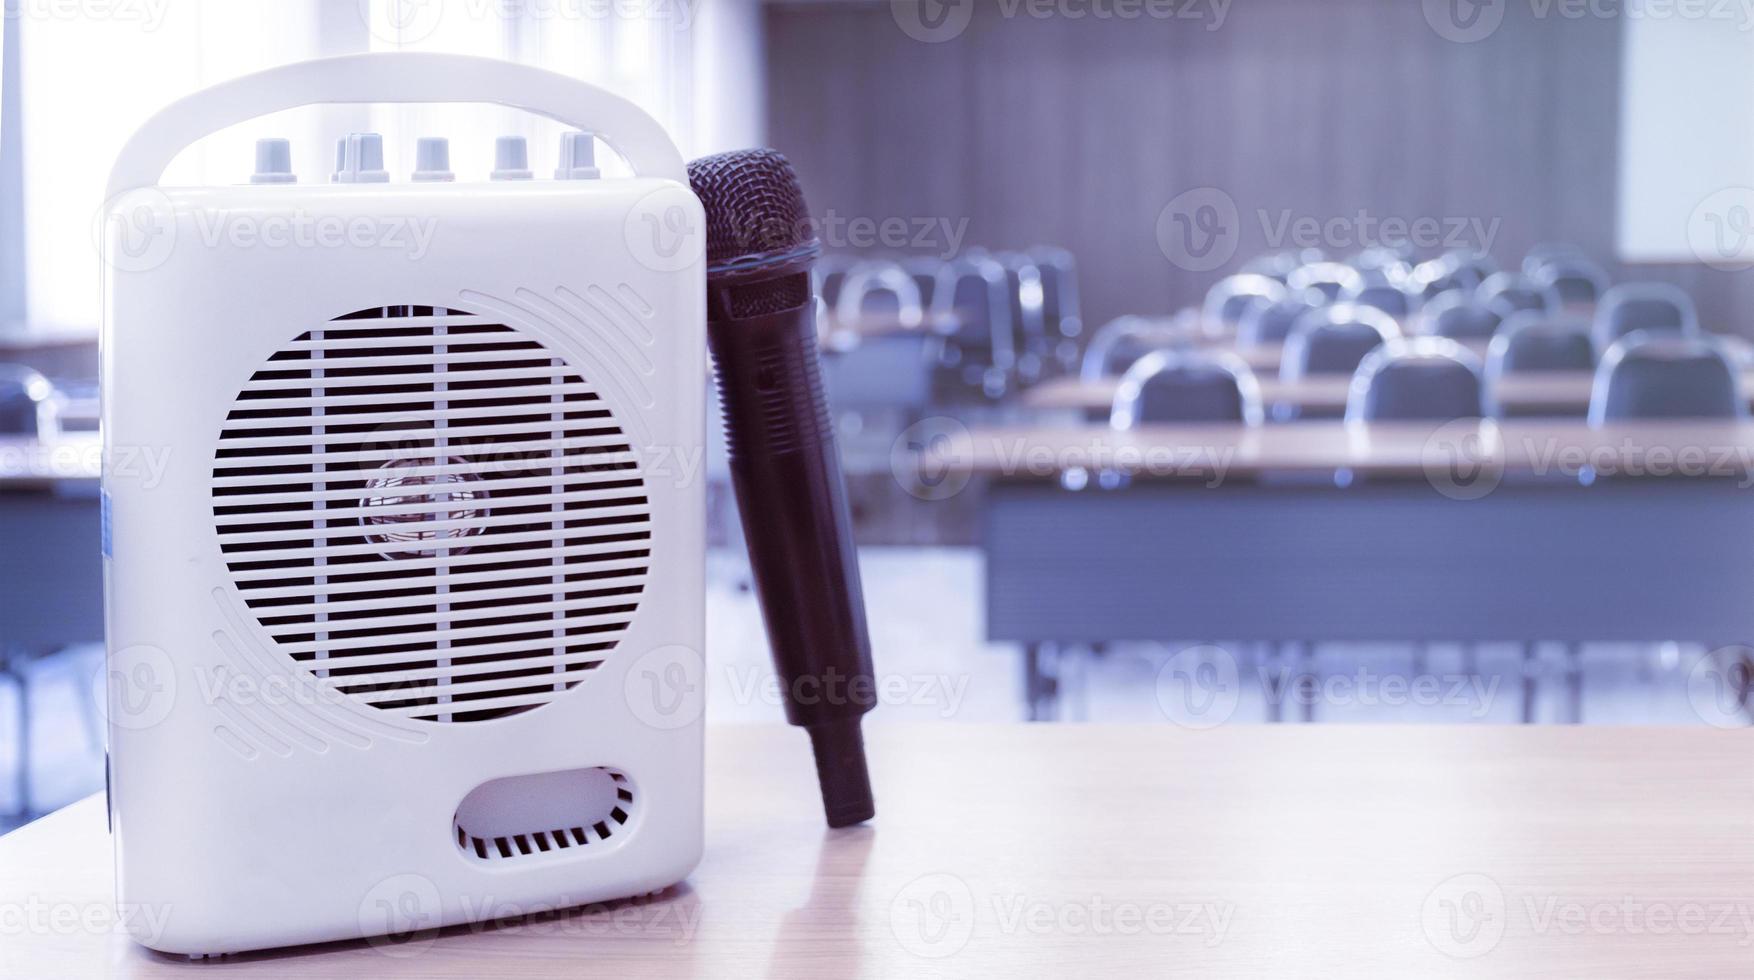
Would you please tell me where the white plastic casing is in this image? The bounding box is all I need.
[98,55,706,957]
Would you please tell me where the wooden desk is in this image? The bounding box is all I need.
[7,724,1754,978]
[1026,369,1754,417]
[930,421,1754,716]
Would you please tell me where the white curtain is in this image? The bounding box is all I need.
[13,0,707,335]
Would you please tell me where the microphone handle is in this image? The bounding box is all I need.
[708,299,877,829]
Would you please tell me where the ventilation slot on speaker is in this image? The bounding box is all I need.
[454,767,636,862]
[211,306,651,723]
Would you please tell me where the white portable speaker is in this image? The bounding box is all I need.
[99,54,706,956]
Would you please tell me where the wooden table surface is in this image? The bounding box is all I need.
[6,724,1754,978]
[1023,369,1754,416]
[939,418,1754,480]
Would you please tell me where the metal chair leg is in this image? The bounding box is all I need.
[1520,642,1538,724]
[1565,643,1583,724]
[1022,643,1060,722]
[1298,643,1317,723]
[1,658,32,822]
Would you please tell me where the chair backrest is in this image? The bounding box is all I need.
[1287,262,1364,303]
[1203,274,1287,330]
[1594,283,1698,351]
[1419,292,1502,341]
[1523,242,1589,278]
[1440,251,1498,291]
[1028,245,1083,342]
[1081,316,1170,382]
[934,254,1015,367]
[901,258,944,312]
[1281,304,1400,381]
[1111,350,1264,428]
[816,255,858,311]
[1589,331,1744,425]
[1346,338,1484,422]
[1349,283,1413,318]
[1238,292,1324,348]
[1484,313,1595,416]
[1239,251,1299,283]
[1532,257,1608,311]
[996,252,1050,382]
[1487,313,1596,374]
[1477,272,1549,319]
[0,366,56,439]
[835,261,924,328]
[1409,258,1463,302]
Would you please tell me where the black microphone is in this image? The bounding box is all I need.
[687,149,877,828]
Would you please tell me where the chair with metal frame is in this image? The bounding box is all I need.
[1484,312,1596,417]
[1593,283,1698,353]
[1203,273,1287,333]
[1419,291,1501,341]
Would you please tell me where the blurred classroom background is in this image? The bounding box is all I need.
[7,0,1754,831]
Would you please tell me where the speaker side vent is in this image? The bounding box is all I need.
[211,306,652,723]
[454,767,636,862]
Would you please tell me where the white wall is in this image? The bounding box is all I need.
[691,0,766,155]
[1617,14,1754,265]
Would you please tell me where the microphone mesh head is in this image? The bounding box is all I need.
[688,149,818,317]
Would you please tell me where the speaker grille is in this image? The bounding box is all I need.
[211,306,650,723]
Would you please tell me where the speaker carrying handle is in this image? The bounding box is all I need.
[105,52,687,199]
